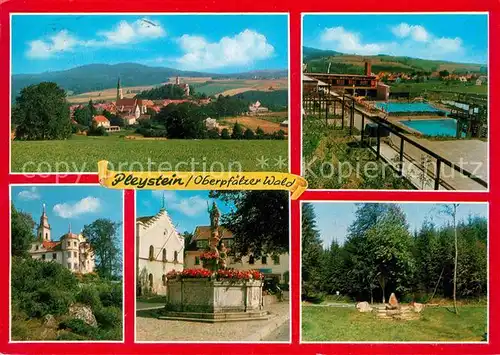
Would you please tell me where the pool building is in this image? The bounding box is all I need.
[304,61,390,100]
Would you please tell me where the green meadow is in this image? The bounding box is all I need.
[302,305,487,342]
[11,134,288,173]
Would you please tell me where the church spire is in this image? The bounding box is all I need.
[117,77,123,101]
[37,203,51,242]
[160,192,166,211]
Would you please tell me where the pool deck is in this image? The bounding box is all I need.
[351,111,488,191]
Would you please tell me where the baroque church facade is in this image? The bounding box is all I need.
[136,202,184,296]
[29,204,95,274]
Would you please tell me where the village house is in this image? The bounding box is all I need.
[92,115,110,128]
[29,204,95,274]
[205,117,219,130]
[185,226,290,283]
[248,101,269,115]
[136,202,184,295]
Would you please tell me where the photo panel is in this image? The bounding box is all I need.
[10,185,124,342]
[301,13,488,191]
[301,200,488,343]
[135,189,290,342]
[10,13,290,174]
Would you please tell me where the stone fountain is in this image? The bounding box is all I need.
[160,202,267,322]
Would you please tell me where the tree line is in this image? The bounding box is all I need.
[302,203,487,304]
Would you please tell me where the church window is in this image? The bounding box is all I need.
[162,275,166,286]
[67,242,71,247]
[148,273,153,288]
[272,255,280,265]
[149,245,155,261]
[74,242,77,247]
[45,233,48,239]
[41,254,46,260]
[67,252,71,258]
[39,232,42,238]
[174,251,178,263]
[195,256,200,265]
[73,251,77,257]
[52,253,57,260]
[249,255,255,265]
[262,256,268,265]
[162,249,167,262]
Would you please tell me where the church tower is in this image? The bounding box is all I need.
[37,203,51,242]
[117,77,123,101]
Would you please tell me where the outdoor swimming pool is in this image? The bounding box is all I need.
[376,102,445,114]
[399,119,460,137]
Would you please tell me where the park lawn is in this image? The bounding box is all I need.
[302,305,487,342]
[11,135,288,173]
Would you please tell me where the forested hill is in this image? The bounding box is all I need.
[11,63,288,99]
[303,46,487,75]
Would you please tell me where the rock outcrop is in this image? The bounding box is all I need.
[69,304,97,327]
[356,301,373,313]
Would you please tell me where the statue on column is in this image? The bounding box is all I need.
[207,201,227,270]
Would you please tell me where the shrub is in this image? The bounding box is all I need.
[94,306,122,329]
[76,285,102,310]
[97,282,122,308]
[56,332,88,341]
[255,127,265,139]
[87,125,108,136]
[220,128,231,139]
[231,122,244,139]
[59,318,95,337]
[244,128,255,139]
[207,128,220,139]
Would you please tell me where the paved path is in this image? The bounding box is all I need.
[136,302,290,342]
[262,322,290,342]
[136,301,165,311]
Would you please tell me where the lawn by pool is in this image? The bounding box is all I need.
[399,119,460,137]
[376,102,445,114]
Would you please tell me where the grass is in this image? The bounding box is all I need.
[302,117,414,190]
[391,81,488,96]
[11,135,288,173]
[302,305,487,342]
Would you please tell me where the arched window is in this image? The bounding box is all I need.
[162,249,167,262]
[149,245,154,260]
[174,251,178,263]
[148,273,153,288]
[45,233,48,239]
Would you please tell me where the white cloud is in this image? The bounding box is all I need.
[17,187,41,201]
[97,19,165,45]
[431,37,463,54]
[53,196,101,218]
[318,23,466,61]
[26,18,165,59]
[27,30,78,59]
[176,29,275,70]
[152,191,208,217]
[391,23,429,42]
[320,27,386,55]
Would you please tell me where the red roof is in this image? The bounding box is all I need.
[42,241,60,251]
[93,115,109,123]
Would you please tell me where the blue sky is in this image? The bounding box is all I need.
[308,202,488,248]
[136,190,234,235]
[303,14,488,64]
[11,14,288,74]
[11,185,123,243]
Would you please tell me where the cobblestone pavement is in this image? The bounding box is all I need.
[262,322,290,342]
[136,302,290,342]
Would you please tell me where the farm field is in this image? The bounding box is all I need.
[67,84,163,103]
[195,79,288,96]
[390,81,488,95]
[11,135,288,173]
[302,305,487,342]
[222,114,288,134]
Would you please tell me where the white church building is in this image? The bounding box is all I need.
[136,204,184,295]
[29,204,95,274]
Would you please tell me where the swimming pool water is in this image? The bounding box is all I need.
[399,119,460,137]
[375,102,444,114]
